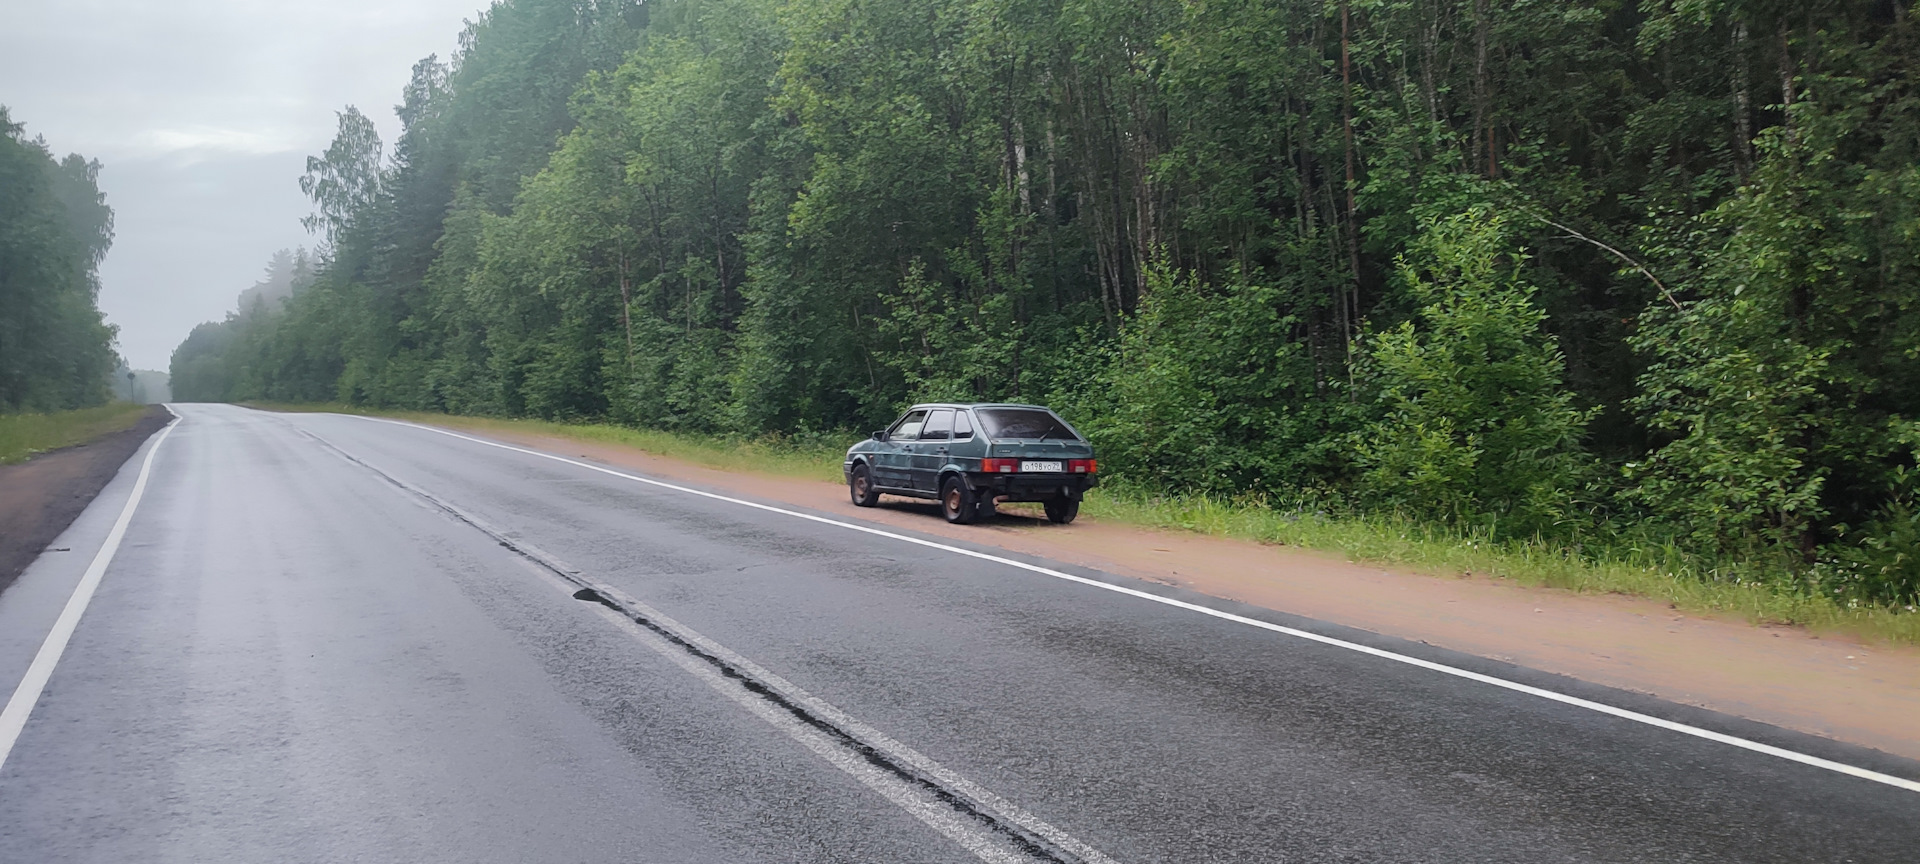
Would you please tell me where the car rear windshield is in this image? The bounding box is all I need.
[975,408,1079,441]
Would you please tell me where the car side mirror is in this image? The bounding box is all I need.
[871,430,887,441]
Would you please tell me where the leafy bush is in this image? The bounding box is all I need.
[1073,262,1355,497]
[1625,96,1898,560]
[1817,425,1920,606]
[1626,290,1830,556]
[1821,500,1920,607]
[1354,207,1593,536]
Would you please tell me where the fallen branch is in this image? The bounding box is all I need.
[1505,198,1683,312]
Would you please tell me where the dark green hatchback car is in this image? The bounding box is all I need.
[843,403,1098,525]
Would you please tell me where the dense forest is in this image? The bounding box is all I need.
[169,247,314,402]
[170,0,1920,606]
[0,107,118,412]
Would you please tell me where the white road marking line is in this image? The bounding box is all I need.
[301,423,1116,864]
[586,579,1122,864]
[514,560,1037,864]
[349,413,1920,796]
[0,409,179,774]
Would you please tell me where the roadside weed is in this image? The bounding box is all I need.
[0,403,150,465]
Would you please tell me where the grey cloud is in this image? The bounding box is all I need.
[1,0,483,368]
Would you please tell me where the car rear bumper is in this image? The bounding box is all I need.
[967,472,1098,501]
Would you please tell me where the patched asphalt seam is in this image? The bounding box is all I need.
[295,426,1103,864]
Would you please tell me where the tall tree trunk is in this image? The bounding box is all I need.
[1420,5,1441,125]
[618,252,635,374]
[711,170,730,322]
[1474,0,1495,177]
[1043,120,1058,220]
[1778,24,1797,148]
[1014,125,1032,215]
[1341,0,1361,355]
[1732,21,1753,177]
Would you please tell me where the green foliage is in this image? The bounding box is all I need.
[169,0,1920,612]
[1631,36,1920,574]
[1356,208,1593,534]
[299,107,384,246]
[169,249,319,402]
[0,107,118,412]
[1813,422,1920,607]
[877,257,1014,403]
[1074,261,1351,496]
[1627,289,1831,556]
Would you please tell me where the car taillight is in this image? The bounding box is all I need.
[981,458,1017,473]
[1069,459,1098,474]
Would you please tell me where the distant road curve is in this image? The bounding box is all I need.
[0,403,1914,863]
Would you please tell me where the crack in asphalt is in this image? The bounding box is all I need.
[294,425,1116,864]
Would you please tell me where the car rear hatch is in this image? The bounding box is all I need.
[986,439,1094,459]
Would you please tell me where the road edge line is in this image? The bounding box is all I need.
[347,413,1920,795]
[0,406,180,774]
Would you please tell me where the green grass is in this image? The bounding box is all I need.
[248,402,850,482]
[0,403,152,465]
[429,414,849,482]
[1079,487,1920,645]
[251,402,1920,646]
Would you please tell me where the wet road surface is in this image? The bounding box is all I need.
[0,404,1915,862]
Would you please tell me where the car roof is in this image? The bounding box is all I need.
[904,402,1053,411]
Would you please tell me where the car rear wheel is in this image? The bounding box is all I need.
[1043,497,1079,524]
[941,476,980,524]
[849,464,880,507]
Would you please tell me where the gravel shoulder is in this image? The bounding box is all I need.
[452,422,1920,764]
[0,405,170,596]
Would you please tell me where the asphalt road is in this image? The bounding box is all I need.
[0,403,1914,863]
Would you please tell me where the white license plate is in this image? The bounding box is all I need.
[1020,460,1064,473]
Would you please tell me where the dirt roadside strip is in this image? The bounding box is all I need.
[0,406,171,597]
[423,422,1920,765]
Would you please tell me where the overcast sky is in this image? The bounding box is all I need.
[2,0,487,370]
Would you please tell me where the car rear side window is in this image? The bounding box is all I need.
[976,408,1079,440]
[891,409,928,440]
[952,411,973,439]
[921,409,955,440]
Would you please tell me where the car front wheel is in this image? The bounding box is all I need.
[941,476,981,524]
[1043,497,1079,524]
[849,463,880,507]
